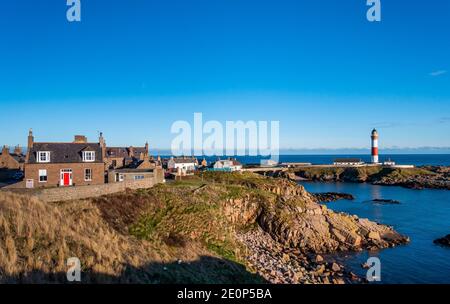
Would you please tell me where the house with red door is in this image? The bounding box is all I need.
[24,130,105,188]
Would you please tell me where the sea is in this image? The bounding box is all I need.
[202,154,450,284]
[301,181,450,284]
[196,154,450,167]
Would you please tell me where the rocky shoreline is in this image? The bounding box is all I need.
[238,228,360,284]
[270,166,450,190]
[217,174,409,284]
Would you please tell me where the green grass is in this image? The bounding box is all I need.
[204,239,239,262]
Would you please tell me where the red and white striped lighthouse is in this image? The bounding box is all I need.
[371,129,379,164]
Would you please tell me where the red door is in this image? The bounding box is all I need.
[63,173,70,186]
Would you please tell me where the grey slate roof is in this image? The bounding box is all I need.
[27,143,103,164]
[170,157,198,164]
[11,153,26,163]
[106,147,147,159]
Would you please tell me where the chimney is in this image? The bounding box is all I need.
[26,129,34,162]
[2,145,9,155]
[14,145,22,155]
[74,135,87,143]
[99,132,106,160]
[27,129,34,150]
[128,146,135,158]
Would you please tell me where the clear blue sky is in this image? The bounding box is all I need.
[0,0,449,152]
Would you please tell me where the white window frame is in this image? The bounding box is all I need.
[82,151,96,162]
[39,169,47,183]
[37,151,50,163]
[60,169,73,186]
[84,168,92,181]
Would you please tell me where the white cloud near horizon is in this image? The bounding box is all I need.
[429,70,447,77]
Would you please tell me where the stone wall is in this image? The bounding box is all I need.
[3,177,160,203]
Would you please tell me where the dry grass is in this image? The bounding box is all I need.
[0,191,145,282]
[0,183,266,283]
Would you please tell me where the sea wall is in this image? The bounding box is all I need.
[2,178,161,203]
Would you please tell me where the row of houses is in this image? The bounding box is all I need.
[0,145,25,170]
[166,156,243,176]
[332,158,397,167]
[1,130,246,187]
[16,130,163,188]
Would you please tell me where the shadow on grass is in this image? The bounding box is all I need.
[0,255,268,284]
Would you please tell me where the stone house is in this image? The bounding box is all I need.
[0,145,25,170]
[108,167,164,184]
[24,130,105,188]
[103,140,150,170]
[212,158,243,172]
[167,157,198,175]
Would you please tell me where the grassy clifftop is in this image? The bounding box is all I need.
[0,172,408,283]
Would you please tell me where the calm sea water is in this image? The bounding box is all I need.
[196,154,450,166]
[300,181,450,284]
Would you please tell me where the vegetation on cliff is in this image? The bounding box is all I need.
[0,172,409,283]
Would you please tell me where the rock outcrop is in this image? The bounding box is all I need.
[433,234,450,247]
[284,166,450,190]
[313,192,355,203]
[212,174,409,283]
[369,199,400,205]
[218,175,409,254]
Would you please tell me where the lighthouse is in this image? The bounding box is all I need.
[371,129,379,164]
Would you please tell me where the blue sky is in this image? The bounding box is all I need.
[0,0,449,153]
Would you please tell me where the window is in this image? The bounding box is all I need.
[134,175,145,180]
[82,151,95,162]
[37,151,50,163]
[85,168,92,181]
[39,169,47,182]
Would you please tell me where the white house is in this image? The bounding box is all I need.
[383,158,396,166]
[260,159,279,167]
[333,158,364,166]
[213,159,243,172]
[167,157,198,175]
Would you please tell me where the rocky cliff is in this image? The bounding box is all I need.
[217,174,407,253]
